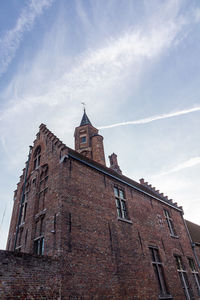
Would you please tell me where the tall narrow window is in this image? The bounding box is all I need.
[175,255,193,300]
[20,182,29,224]
[164,209,176,236]
[38,165,48,212]
[188,258,200,295]
[149,247,171,298]
[34,237,44,255]
[33,146,41,170]
[34,216,45,255]
[114,187,128,220]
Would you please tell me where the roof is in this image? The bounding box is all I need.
[80,109,92,126]
[38,123,183,212]
[185,220,200,244]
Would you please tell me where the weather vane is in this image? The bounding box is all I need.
[81,102,86,112]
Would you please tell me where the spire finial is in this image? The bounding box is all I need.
[80,103,92,126]
[81,102,86,113]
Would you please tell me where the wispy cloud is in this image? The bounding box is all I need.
[0,13,185,123]
[98,106,200,129]
[0,0,54,77]
[152,156,200,177]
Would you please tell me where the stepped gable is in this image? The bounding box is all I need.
[38,123,66,150]
[16,124,67,189]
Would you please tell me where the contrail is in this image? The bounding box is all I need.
[152,156,200,177]
[98,106,200,129]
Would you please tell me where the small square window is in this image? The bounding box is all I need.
[80,136,86,143]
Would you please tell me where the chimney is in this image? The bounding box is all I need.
[109,153,122,175]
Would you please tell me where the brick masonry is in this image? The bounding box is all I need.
[2,114,200,299]
[0,250,60,299]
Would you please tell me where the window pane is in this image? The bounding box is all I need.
[175,256,183,270]
[153,264,163,293]
[157,265,168,295]
[150,250,168,296]
[80,136,86,143]
[115,199,120,209]
[154,249,161,263]
[121,200,126,210]
[117,208,122,218]
[119,189,124,199]
[150,248,155,262]
[168,219,176,236]
[121,200,128,219]
[40,237,44,255]
[188,258,196,272]
[114,187,118,197]
[164,210,170,218]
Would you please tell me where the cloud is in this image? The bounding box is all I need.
[152,156,200,177]
[0,12,186,124]
[194,7,200,23]
[98,106,200,129]
[0,0,54,77]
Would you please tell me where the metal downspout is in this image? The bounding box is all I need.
[182,215,200,269]
[13,146,32,251]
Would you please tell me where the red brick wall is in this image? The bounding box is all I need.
[5,124,200,299]
[57,157,200,299]
[0,250,60,299]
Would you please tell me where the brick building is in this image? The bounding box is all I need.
[2,110,200,299]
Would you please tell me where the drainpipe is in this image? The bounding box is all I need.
[13,146,32,251]
[182,215,200,269]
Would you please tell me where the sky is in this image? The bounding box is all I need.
[0,0,200,250]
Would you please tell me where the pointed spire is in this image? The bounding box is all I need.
[80,108,92,126]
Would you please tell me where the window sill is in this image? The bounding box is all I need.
[35,208,47,220]
[15,246,22,252]
[170,234,179,239]
[19,222,25,228]
[118,217,132,224]
[159,295,173,299]
[34,235,44,241]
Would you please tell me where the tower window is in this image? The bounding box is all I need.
[114,187,128,220]
[80,136,86,143]
[149,247,171,298]
[175,255,193,300]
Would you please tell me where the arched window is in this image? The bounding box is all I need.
[33,146,41,170]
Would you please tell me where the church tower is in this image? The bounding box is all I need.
[74,109,106,166]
